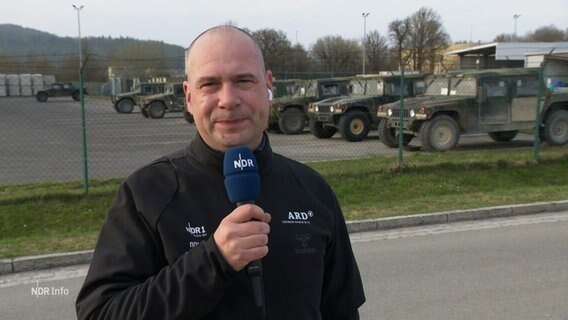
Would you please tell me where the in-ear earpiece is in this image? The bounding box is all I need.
[267,89,273,101]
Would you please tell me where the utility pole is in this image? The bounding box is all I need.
[73,4,89,193]
[513,14,521,41]
[362,12,370,74]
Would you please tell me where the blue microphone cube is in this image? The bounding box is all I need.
[223,146,260,204]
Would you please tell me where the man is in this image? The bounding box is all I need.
[76,25,365,319]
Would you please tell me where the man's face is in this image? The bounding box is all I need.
[184,30,272,152]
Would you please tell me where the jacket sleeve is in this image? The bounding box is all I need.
[320,190,366,320]
[75,180,237,320]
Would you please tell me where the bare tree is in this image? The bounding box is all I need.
[111,42,173,78]
[284,43,313,79]
[364,30,390,72]
[25,55,54,75]
[493,33,515,42]
[251,29,293,71]
[408,7,450,72]
[388,18,412,71]
[310,36,361,75]
[251,28,312,78]
[0,54,21,74]
[526,25,565,42]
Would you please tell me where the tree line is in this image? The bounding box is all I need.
[1,8,567,83]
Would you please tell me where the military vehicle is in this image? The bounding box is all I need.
[139,82,186,119]
[111,82,165,113]
[307,73,427,142]
[35,83,87,102]
[269,77,353,134]
[376,58,568,151]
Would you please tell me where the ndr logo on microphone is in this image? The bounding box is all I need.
[233,153,255,171]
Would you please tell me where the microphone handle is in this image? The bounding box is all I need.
[236,201,267,319]
[248,260,266,319]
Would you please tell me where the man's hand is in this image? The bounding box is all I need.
[213,204,271,271]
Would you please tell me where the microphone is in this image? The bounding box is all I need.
[223,146,260,205]
[223,146,266,319]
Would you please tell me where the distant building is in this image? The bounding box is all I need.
[524,50,568,68]
[445,42,568,70]
[436,43,478,72]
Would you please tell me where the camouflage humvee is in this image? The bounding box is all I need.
[269,77,353,134]
[35,82,87,102]
[111,83,165,113]
[272,78,303,99]
[307,73,427,142]
[139,82,186,119]
[377,58,568,151]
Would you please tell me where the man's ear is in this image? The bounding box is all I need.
[183,81,192,113]
[265,71,273,103]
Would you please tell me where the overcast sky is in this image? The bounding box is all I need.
[2,0,567,49]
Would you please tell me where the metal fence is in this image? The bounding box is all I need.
[1,64,567,188]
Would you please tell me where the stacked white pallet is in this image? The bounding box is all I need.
[7,74,20,96]
[0,74,6,97]
[44,74,56,86]
[20,74,33,96]
[32,74,43,94]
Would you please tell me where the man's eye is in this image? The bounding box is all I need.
[200,82,219,92]
[237,79,255,88]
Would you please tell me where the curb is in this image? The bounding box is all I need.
[2,200,568,276]
[346,199,568,233]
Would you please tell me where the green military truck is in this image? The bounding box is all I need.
[307,73,427,142]
[35,82,87,102]
[139,82,186,119]
[376,59,568,152]
[111,82,165,113]
[272,78,302,99]
[269,77,353,134]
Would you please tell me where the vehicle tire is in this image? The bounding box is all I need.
[148,101,166,119]
[141,108,149,118]
[338,111,370,142]
[117,99,135,113]
[419,115,460,152]
[309,118,337,139]
[278,108,306,134]
[488,130,518,142]
[543,109,568,146]
[378,119,412,148]
[36,92,48,102]
[378,119,397,148]
[72,91,81,101]
[184,111,194,124]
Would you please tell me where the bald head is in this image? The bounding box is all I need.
[182,25,273,151]
[186,26,266,80]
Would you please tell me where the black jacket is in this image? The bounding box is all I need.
[76,134,365,319]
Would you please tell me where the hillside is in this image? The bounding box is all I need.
[0,24,185,78]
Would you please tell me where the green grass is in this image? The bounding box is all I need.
[1,147,567,259]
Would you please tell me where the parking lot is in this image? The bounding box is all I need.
[0,97,535,184]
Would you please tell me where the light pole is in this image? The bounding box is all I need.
[361,12,370,74]
[513,14,521,41]
[73,4,89,193]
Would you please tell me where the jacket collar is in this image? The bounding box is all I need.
[185,132,273,179]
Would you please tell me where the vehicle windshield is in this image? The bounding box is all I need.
[365,79,382,95]
[296,81,315,97]
[384,80,408,96]
[350,81,365,95]
[425,77,477,96]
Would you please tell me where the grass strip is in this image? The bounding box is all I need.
[1,147,567,258]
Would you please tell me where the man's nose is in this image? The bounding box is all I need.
[218,85,241,109]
